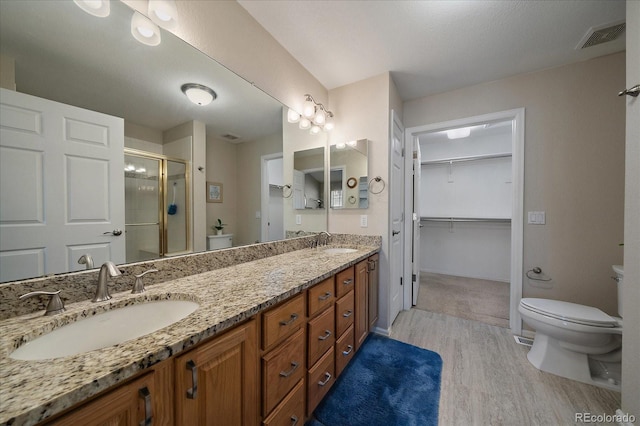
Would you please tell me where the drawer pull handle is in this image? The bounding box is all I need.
[318,372,332,386]
[318,330,332,341]
[138,386,153,426]
[279,313,299,326]
[279,361,299,378]
[186,360,198,399]
[342,310,353,318]
[343,278,353,286]
[343,345,354,356]
[318,291,332,301]
[291,415,299,426]
[368,260,376,271]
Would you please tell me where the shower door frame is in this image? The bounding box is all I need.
[124,148,191,260]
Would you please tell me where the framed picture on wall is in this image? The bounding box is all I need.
[207,181,223,203]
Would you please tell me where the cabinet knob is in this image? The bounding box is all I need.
[279,361,299,378]
[186,360,198,399]
[318,372,332,386]
[279,313,298,326]
[318,291,332,301]
[138,386,153,426]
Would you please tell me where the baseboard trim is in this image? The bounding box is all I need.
[372,326,391,336]
[420,269,510,283]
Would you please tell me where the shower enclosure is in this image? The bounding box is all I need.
[124,150,190,263]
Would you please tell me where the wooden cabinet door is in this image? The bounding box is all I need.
[354,259,369,351]
[175,320,258,426]
[368,254,379,330]
[50,372,157,426]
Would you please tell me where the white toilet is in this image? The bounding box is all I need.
[518,265,624,391]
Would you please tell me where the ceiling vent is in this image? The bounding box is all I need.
[576,20,625,50]
[221,133,240,141]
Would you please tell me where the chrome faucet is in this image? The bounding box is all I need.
[77,253,94,270]
[317,231,332,246]
[93,261,122,302]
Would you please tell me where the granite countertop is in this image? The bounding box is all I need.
[0,244,379,425]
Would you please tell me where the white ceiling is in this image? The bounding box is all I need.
[238,0,626,101]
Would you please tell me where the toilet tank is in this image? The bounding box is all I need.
[612,265,624,317]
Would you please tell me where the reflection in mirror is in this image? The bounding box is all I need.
[0,0,284,282]
[329,139,369,209]
[293,148,325,210]
[282,118,327,235]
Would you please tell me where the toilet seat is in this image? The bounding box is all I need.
[520,298,619,328]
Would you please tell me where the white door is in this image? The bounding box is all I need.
[0,88,125,282]
[262,154,284,242]
[389,110,404,324]
[292,169,305,210]
[412,141,422,305]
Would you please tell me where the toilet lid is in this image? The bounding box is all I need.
[520,298,619,327]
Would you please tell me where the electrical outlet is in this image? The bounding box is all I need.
[360,215,368,228]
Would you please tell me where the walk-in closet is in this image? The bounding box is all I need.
[415,120,513,328]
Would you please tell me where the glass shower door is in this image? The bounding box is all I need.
[165,160,189,255]
[124,154,162,263]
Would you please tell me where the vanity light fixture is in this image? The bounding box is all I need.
[181,83,217,106]
[446,127,472,139]
[148,0,178,30]
[131,11,161,46]
[288,94,335,135]
[73,0,110,17]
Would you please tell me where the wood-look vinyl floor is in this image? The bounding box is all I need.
[390,309,621,426]
[416,272,510,328]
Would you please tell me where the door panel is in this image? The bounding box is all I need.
[0,88,124,282]
[389,110,404,324]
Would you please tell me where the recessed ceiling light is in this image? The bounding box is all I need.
[148,0,178,30]
[181,83,217,106]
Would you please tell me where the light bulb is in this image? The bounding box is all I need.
[148,0,178,30]
[347,140,357,147]
[131,12,161,46]
[313,109,326,125]
[299,118,311,130]
[310,125,321,135]
[323,117,334,132]
[302,98,315,118]
[73,0,110,17]
[287,108,300,123]
[336,142,346,149]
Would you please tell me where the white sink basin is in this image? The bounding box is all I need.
[323,247,358,254]
[10,300,199,361]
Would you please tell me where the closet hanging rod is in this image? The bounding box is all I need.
[420,217,511,223]
[421,152,512,165]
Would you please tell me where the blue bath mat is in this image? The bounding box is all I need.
[309,334,442,426]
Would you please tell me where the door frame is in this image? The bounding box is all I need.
[260,152,283,242]
[404,108,525,334]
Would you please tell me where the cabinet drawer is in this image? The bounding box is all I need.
[307,305,335,366]
[262,379,305,426]
[262,328,306,416]
[262,293,305,350]
[307,347,335,416]
[335,266,355,298]
[308,277,335,318]
[335,290,354,337]
[335,324,355,378]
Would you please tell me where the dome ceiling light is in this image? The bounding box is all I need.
[181,83,217,106]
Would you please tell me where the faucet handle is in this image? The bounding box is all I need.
[132,269,159,294]
[19,290,65,316]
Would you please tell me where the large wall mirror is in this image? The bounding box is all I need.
[329,139,369,209]
[0,0,287,282]
[293,148,325,210]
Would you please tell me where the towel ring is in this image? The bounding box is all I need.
[282,184,292,198]
[368,176,385,194]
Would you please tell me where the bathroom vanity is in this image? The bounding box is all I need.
[0,235,380,425]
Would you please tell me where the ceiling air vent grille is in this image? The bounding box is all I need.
[577,21,626,49]
[221,133,240,141]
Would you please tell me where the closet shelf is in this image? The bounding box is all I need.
[421,152,512,166]
[420,216,511,223]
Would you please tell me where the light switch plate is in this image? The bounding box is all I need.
[360,215,368,227]
[295,214,301,225]
[528,211,546,225]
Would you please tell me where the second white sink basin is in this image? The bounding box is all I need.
[324,247,358,254]
[10,300,199,361]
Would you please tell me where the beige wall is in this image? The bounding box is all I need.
[328,72,399,332]
[206,136,238,244]
[236,132,283,246]
[404,53,626,316]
